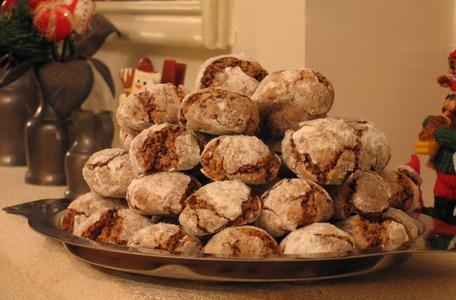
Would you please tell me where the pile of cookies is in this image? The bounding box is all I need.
[60,54,421,258]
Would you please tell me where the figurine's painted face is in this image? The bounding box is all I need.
[131,70,161,94]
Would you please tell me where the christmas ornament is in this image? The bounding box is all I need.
[33,0,74,41]
[28,0,44,10]
[64,0,96,35]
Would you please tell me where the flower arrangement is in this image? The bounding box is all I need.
[0,0,119,118]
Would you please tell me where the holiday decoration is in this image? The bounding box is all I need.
[0,0,119,183]
[65,0,95,35]
[416,49,456,224]
[119,57,161,95]
[437,49,456,93]
[32,0,75,41]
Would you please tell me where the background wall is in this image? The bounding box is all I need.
[306,0,455,205]
[92,0,454,205]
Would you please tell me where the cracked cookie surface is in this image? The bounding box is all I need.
[252,68,334,137]
[256,178,334,237]
[128,223,202,254]
[338,215,409,251]
[127,172,201,216]
[195,54,268,96]
[179,88,260,135]
[82,148,134,198]
[332,170,391,220]
[202,226,279,256]
[116,83,184,132]
[281,118,361,185]
[280,223,355,257]
[201,135,280,185]
[178,180,261,236]
[129,123,202,174]
[61,192,126,233]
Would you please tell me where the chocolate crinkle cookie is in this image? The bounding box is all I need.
[129,123,202,174]
[256,178,334,237]
[202,226,279,257]
[195,54,268,96]
[178,180,261,236]
[82,148,134,198]
[382,207,419,240]
[343,118,391,172]
[60,192,126,233]
[128,223,202,254]
[281,118,361,185]
[119,127,139,150]
[179,88,260,135]
[380,169,420,214]
[126,172,201,216]
[332,170,391,220]
[338,215,409,251]
[200,135,280,185]
[73,208,152,245]
[279,223,355,257]
[251,68,334,137]
[116,83,184,132]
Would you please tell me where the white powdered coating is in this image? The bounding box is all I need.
[381,169,419,214]
[338,215,409,251]
[203,135,272,174]
[82,148,134,198]
[116,209,152,243]
[256,178,334,237]
[281,118,360,185]
[344,118,391,172]
[127,172,194,215]
[73,208,151,243]
[119,127,138,150]
[350,171,391,215]
[382,207,419,240]
[202,226,278,256]
[116,83,182,132]
[200,180,251,220]
[195,54,265,96]
[382,221,409,251]
[178,180,260,236]
[179,88,260,135]
[251,68,334,136]
[280,223,354,257]
[128,223,201,254]
[73,210,107,237]
[208,66,259,96]
[174,130,202,170]
[129,123,201,174]
[68,192,124,213]
[66,192,125,229]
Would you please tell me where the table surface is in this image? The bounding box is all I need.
[1,167,456,300]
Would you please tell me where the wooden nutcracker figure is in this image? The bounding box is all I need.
[415,49,456,223]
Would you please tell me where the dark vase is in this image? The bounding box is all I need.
[64,110,114,199]
[0,68,40,166]
[95,111,114,150]
[25,95,70,186]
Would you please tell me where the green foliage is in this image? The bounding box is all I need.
[0,0,51,63]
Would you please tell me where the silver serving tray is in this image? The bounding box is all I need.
[4,198,456,282]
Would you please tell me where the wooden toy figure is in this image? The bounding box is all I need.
[415,49,456,224]
[437,48,456,93]
[118,58,161,103]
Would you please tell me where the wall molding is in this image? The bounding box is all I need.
[97,0,234,49]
